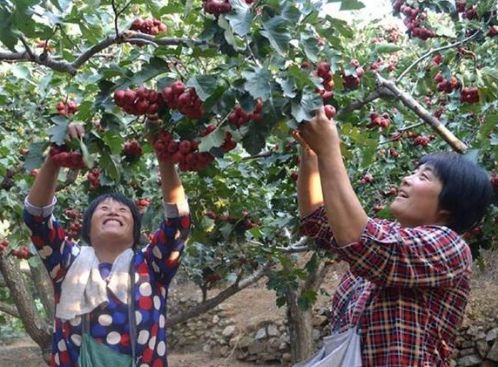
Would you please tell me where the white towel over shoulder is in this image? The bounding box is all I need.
[56,247,133,321]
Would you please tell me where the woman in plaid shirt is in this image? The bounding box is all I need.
[294,107,493,367]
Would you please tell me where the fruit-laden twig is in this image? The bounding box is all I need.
[0,33,213,76]
[396,30,483,83]
[376,74,467,153]
[165,263,272,327]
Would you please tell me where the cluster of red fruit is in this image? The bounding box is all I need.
[343,59,364,90]
[434,72,461,93]
[203,0,232,15]
[161,81,204,119]
[64,209,82,241]
[315,62,335,101]
[123,139,143,160]
[130,18,167,35]
[456,2,478,20]
[0,239,9,254]
[369,112,391,129]
[114,87,161,118]
[49,145,86,169]
[87,169,100,189]
[359,173,374,185]
[228,99,263,128]
[152,130,215,172]
[56,100,78,117]
[413,135,431,146]
[11,246,32,260]
[460,87,480,104]
[392,1,436,40]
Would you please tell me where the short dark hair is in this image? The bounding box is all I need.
[81,192,142,248]
[419,152,494,234]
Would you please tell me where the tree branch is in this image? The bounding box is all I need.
[0,33,213,76]
[376,74,467,153]
[396,30,483,83]
[0,300,20,318]
[166,263,271,327]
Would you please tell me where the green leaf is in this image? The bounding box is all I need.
[339,0,365,11]
[225,0,253,37]
[375,43,403,54]
[261,16,291,56]
[291,90,322,123]
[199,128,226,152]
[79,139,94,169]
[242,124,267,155]
[0,9,17,51]
[187,75,218,101]
[24,142,46,171]
[129,57,170,87]
[99,150,120,181]
[242,67,272,100]
[49,117,70,145]
[326,16,354,39]
[102,131,124,155]
[300,31,319,63]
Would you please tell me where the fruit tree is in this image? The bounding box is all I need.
[0,0,497,363]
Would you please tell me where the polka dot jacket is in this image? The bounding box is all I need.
[23,199,191,367]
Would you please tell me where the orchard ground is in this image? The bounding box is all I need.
[1,251,497,367]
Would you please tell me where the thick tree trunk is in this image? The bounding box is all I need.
[287,288,314,363]
[0,255,52,360]
[287,259,330,364]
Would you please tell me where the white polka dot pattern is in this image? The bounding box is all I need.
[107,331,121,345]
[98,314,112,326]
[138,330,150,345]
[139,282,152,296]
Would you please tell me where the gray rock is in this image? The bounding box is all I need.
[456,354,482,367]
[488,339,498,362]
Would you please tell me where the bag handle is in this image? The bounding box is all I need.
[128,253,137,367]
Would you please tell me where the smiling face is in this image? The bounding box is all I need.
[89,198,134,249]
[389,164,449,228]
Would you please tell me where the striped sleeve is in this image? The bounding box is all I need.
[332,218,472,288]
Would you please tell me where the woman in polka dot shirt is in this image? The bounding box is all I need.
[23,123,190,367]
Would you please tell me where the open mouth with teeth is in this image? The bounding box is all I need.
[103,218,123,226]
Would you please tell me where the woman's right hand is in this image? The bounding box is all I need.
[67,123,85,141]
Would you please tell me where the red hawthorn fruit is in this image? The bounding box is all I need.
[324,105,336,119]
[123,140,143,160]
[178,140,192,154]
[433,54,443,65]
[460,87,480,104]
[360,174,374,185]
[488,26,498,37]
[456,0,466,13]
[290,172,299,182]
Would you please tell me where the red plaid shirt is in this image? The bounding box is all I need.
[301,206,472,367]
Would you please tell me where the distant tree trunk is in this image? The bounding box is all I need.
[287,260,329,364]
